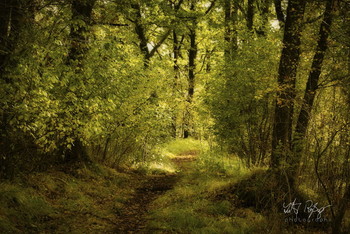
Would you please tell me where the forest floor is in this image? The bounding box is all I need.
[0,139,335,233]
[114,154,196,233]
[0,150,197,234]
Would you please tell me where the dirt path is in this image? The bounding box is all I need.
[114,155,196,233]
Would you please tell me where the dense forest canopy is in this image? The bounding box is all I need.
[0,0,350,232]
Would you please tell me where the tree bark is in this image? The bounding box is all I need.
[131,3,150,67]
[184,1,197,139]
[274,0,285,27]
[0,0,12,74]
[247,0,255,31]
[171,30,184,138]
[257,0,270,36]
[224,0,238,62]
[170,0,185,138]
[271,0,306,172]
[172,30,180,138]
[67,0,95,66]
[188,29,196,104]
[292,0,335,181]
[65,0,96,163]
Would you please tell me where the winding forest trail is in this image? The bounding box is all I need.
[114,153,197,233]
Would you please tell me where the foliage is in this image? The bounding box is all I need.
[0,0,349,232]
[206,33,280,166]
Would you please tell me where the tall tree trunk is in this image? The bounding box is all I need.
[132,2,172,68]
[67,0,95,66]
[173,30,180,88]
[257,0,270,36]
[224,0,232,61]
[247,0,255,31]
[172,30,180,138]
[224,0,238,62]
[170,0,184,138]
[292,0,335,183]
[188,30,196,104]
[271,0,306,176]
[274,0,285,27]
[131,3,150,68]
[184,1,197,139]
[0,0,12,75]
[65,0,96,163]
[171,30,184,138]
[0,0,35,178]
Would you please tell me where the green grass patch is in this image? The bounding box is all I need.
[162,138,207,156]
[145,150,270,233]
[196,150,251,177]
[131,154,177,175]
[0,183,55,233]
[0,163,135,233]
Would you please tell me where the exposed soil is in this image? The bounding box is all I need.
[114,155,196,233]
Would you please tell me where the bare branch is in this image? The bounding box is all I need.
[93,22,129,27]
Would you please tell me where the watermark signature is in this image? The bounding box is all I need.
[283,199,331,223]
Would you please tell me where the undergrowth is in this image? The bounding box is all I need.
[145,142,331,234]
[1,138,332,233]
[145,149,273,233]
[0,163,133,233]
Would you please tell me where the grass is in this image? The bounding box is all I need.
[0,163,135,233]
[145,139,333,234]
[145,146,271,233]
[131,138,205,175]
[0,138,205,233]
[161,137,207,156]
[1,138,335,233]
[0,183,54,233]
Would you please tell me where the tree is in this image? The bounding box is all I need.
[129,2,171,68]
[292,0,336,185]
[224,0,238,60]
[171,0,185,138]
[0,0,36,178]
[270,0,306,186]
[183,1,197,138]
[183,0,216,138]
[246,0,255,31]
[274,0,285,27]
[64,0,96,162]
[256,0,270,36]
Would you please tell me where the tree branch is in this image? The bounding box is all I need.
[274,0,285,24]
[148,29,172,59]
[93,22,129,27]
[205,0,217,15]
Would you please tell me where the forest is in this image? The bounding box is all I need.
[0,0,349,233]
